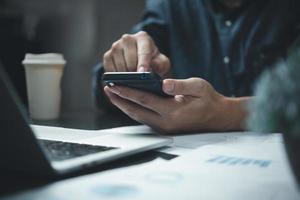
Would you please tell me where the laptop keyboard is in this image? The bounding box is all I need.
[38,139,117,162]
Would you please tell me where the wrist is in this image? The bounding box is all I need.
[215,96,250,131]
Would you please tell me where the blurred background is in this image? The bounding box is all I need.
[0,0,145,129]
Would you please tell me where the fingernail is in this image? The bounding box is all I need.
[107,82,115,87]
[108,86,120,95]
[163,80,174,94]
[138,66,145,72]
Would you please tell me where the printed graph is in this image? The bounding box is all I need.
[206,155,271,168]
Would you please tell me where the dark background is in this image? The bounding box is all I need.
[0,0,145,128]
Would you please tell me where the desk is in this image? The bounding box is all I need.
[1,113,299,199]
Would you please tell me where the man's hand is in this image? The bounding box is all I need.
[104,77,249,133]
[103,31,170,77]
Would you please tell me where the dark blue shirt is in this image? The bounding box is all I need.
[94,0,300,109]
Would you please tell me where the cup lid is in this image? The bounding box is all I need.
[22,53,66,65]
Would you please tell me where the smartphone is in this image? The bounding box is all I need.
[102,72,170,97]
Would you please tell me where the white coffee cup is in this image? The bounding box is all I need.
[22,53,66,120]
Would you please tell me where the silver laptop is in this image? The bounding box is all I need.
[0,62,172,177]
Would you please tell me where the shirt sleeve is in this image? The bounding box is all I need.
[131,0,169,56]
[93,0,169,112]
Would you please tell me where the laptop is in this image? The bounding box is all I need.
[0,62,172,177]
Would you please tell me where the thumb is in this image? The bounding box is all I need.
[163,78,206,97]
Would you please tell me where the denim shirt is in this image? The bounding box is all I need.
[94,0,300,110]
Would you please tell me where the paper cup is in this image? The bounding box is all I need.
[22,53,66,120]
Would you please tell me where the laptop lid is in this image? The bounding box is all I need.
[0,62,55,177]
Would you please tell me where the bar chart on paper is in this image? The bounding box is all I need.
[206,155,272,168]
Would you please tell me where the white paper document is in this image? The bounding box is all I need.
[9,126,300,200]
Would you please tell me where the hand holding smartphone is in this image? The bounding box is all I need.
[102,72,171,97]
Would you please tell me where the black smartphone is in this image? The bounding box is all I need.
[102,72,170,97]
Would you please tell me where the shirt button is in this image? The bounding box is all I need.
[223,56,230,64]
[225,20,232,27]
